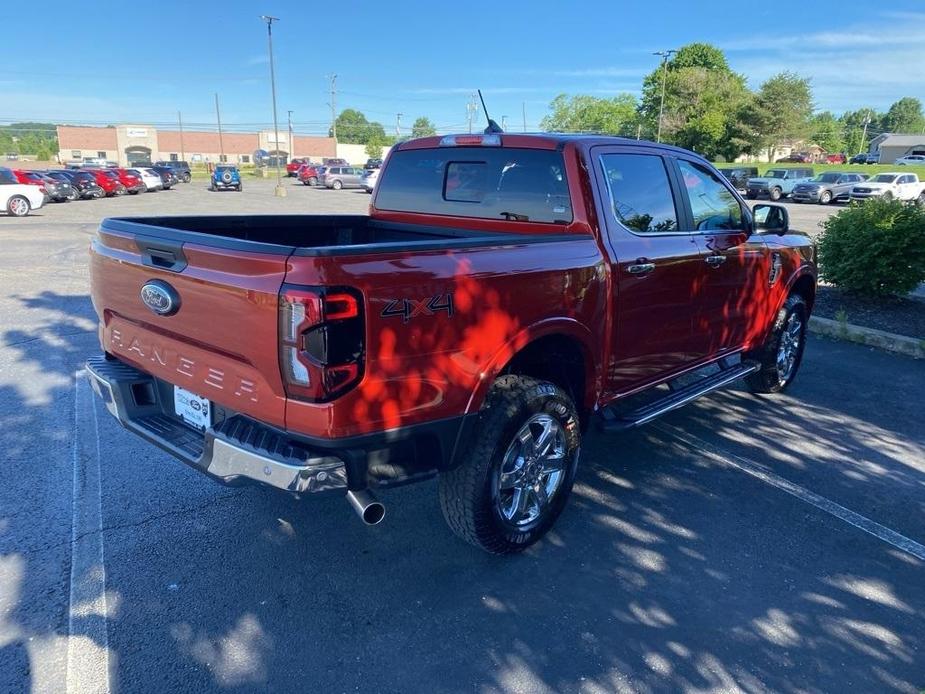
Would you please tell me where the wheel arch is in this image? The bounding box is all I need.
[788,271,817,312]
[465,320,598,428]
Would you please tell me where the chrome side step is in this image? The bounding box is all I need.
[599,360,760,432]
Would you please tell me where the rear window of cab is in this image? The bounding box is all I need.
[376,147,572,224]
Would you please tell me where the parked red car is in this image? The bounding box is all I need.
[12,170,46,187]
[297,163,322,186]
[110,168,145,194]
[87,169,126,197]
[825,153,847,164]
[87,132,817,554]
[286,158,312,177]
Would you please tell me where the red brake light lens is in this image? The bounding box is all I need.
[440,134,501,147]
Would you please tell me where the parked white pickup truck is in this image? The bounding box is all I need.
[850,172,925,203]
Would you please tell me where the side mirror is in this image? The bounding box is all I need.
[753,203,789,234]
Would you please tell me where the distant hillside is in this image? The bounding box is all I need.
[0,122,58,159]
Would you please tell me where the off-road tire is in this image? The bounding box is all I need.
[438,375,581,554]
[745,294,808,394]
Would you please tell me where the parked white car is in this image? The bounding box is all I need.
[850,172,925,203]
[361,168,379,193]
[130,168,164,192]
[894,154,925,166]
[0,167,46,217]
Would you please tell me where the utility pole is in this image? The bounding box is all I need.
[396,112,402,138]
[466,94,477,134]
[327,74,337,141]
[636,123,642,140]
[287,110,294,158]
[653,49,676,143]
[177,111,185,161]
[214,93,225,161]
[522,102,527,132]
[501,115,507,131]
[260,15,285,197]
[859,109,872,155]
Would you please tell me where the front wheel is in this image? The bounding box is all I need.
[769,186,782,201]
[745,294,808,394]
[7,195,31,217]
[332,179,343,190]
[819,190,832,204]
[182,173,191,183]
[309,176,318,186]
[439,375,581,554]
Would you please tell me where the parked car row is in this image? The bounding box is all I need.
[0,164,181,216]
[295,163,380,192]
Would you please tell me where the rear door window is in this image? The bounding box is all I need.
[599,153,678,233]
[676,160,743,231]
[376,147,572,224]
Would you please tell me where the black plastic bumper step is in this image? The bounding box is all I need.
[599,360,760,432]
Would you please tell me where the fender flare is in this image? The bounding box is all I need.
[462,317,599,417]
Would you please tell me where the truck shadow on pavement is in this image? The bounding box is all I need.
[1,293,923,692]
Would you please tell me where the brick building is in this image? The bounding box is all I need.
[56,124,337,166]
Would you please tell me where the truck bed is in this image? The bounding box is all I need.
[101,214,564,256]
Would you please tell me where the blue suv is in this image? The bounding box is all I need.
[210,165,242,192]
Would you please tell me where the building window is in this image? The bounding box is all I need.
[170,153,178,161]
[219,154,228,163]
[97,151,106,158]
[241,155,250,163]
[71,150,81,158]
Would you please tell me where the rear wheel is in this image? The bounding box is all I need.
[236,184,242,192]
[746,191,758,200]
[439,375,581,554]
[182,173,191,183]
[745,294,808,394]
[819,190,832,204]
[7,195,30,217]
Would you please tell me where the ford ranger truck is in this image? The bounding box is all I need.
[86,133,817,554]
[850,172,925,203]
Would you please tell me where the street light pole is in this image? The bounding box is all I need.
[287,110,294,159]
[653,49,676,143]
[261,15,286,197]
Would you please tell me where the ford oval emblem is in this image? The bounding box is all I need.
[140,280,180,316]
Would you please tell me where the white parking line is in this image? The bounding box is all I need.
[66,372,111,694]
[655,423,925,563]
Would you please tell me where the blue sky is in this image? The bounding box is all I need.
[1,1,923,134]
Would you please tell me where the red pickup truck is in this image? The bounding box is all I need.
[86,133,816,554]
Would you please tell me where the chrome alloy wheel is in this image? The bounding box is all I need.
[9,197,29,216]
[496,413,568,527]
[776,312,803,386]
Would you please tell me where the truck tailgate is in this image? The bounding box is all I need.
[90,225,293,427]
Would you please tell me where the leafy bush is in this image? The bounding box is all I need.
[818,198,925,297]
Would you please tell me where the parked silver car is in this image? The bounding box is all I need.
[790,172,868,204]
[319,166,365,190]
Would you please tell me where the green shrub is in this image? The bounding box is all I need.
[818,198,925,297]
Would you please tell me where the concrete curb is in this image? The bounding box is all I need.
[808,316,925,359]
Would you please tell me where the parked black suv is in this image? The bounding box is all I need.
[717,166,758,191]
[155,160,192,183]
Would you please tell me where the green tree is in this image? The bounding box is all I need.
[410,116,436,138]
[365,133,388,160]
[638,43,755,159]
[840,108,879,155]
[883,97,925,134]
[540,93,638,135]
[810,111,844,154]
[0,122,58,156]
[748,72,814,161]
[330,109,386,144]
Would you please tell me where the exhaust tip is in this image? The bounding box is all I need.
[346,489,386,525]
[362,502,386,525]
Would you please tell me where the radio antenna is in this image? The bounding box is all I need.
[478,89,504,134]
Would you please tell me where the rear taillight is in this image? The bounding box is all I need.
[278,285,364,402]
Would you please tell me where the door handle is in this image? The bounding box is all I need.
[627,262,655,275]
[704,255,727,267]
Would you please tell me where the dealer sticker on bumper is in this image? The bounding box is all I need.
[174,385,212,431]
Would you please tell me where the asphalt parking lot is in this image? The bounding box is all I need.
[1,180,923,692]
